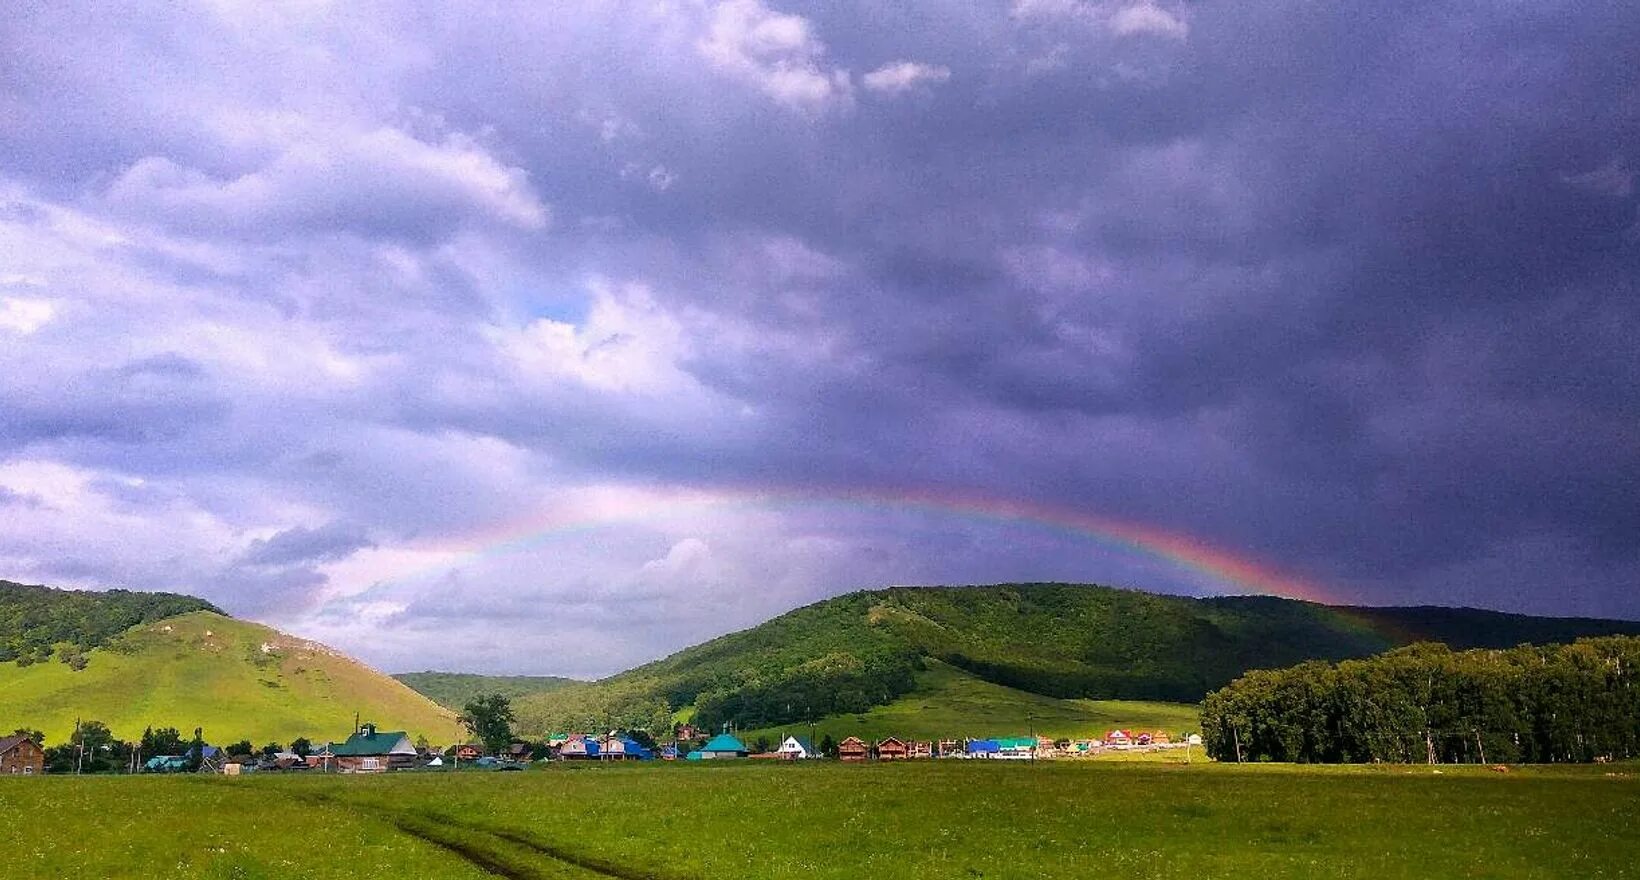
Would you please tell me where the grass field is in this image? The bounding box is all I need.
[3,761,1636,879]
[0,612,458,743]
[740,659,1203,745]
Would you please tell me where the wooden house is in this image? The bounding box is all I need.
[838,736,869,762]
[0,734,44,775]
[875,737,908,760]
[937,739,961,758]
[907,740,933,759]
[454,743,484,761]
[330,723,417,773]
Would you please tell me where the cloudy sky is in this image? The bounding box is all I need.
[2,1,1636,676]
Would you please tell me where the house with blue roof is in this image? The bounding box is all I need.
[695,733,747,759]
[777,735,818,760]
[965,739,1001,758]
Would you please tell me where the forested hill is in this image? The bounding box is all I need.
[0,579,220,667]
[393,671,578,710]
[512,583,1640,737]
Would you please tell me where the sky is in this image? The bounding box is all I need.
[1,0,1636,677]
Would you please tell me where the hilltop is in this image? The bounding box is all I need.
[513,583,1640,738]
[0,582,459,743]
[393,671,578,710]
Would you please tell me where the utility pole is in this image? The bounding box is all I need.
[73,717,83,776]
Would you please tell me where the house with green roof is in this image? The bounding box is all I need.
[694,733,747,760]
[329,722,417,773]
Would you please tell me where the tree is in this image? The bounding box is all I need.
[224,739,254,758]
[142,726,186,757]
[289,737,312,757]
[261,742,282,758]
[11,728,44,746]
[186,727,205,771]
[819,733,837,758]
[462,693,516,755]
[753,735,771,754]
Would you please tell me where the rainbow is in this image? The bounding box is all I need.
[376,484,1338,605]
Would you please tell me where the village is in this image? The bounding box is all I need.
[0,721,1202,776]
[1,721,1202,776]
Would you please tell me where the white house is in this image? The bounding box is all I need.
[777,735,819,759]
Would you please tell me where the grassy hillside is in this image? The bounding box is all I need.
[514,583,1640,738]
[738,660,1202,745]
[393,671,578,710]
[0,611,460,744]
[0,579,219,666]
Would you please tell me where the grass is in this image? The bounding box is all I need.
[739,659,1203,745]
[0,612,460,744]
[4,761,1636,879]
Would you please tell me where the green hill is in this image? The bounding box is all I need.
[513,583,1640,738]
[0,607,461,745]
[0,579,219,667]
[393,671,578,710]
[738,659,1203,746]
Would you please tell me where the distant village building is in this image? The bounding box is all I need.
[875,737,909,760]
[0,734,44,775]
[600,736,652,760]
[965,738,1000,758]
[838,736,869,762]
[777,736,818,759]
[1105,729,1133,747]
[694,733,748,760]
[454,743,484,761]
[907,740,933,759]
[559,735,599,760]
[996,737,1036,760]
[937,739,961,758]
[330,723,417,773]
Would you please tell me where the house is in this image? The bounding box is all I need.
[838,736,869,762]
[330,723,417,773]
[996,737,1036,760]
[1136,732,1153,746]
[559,735,601,760]
[0,735,44,775]
[1105,729,1132,747]
[143,755,191,773]
[937,739,961,758]
[876,737,908,760]
[454,743,484,761]
[507,742,532,760]
[601,736,652,760]
[965,739,1000,758]
[674,723,699,741]
[907,740,933,759]
[660,744,679,761]
[1151,732,1172,745]
[695,733,748,760]
[776,735,818,760]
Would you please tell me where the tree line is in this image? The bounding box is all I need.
[1200,636,1640,764]
[0,581,217,668]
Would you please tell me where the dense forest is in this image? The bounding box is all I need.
[512,583,1640,737]
[1199,636,1640,764]
[0,580,219,668]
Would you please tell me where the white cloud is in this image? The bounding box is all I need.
[103,122,548,237]
[697,0,853,112]
[861,61,952,96]
[1108,2,1188,39]
[0,297,55,335]
[1011,0,1188,40]
[489,279,695,394]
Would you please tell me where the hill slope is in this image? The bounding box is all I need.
[514,583,1640,737]
[0,579,219,666]
[0,610,460,744]
[393,671,578,710]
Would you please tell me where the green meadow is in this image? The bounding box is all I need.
[4,761,1636,879]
